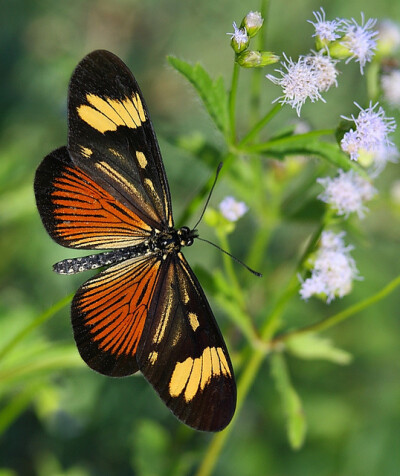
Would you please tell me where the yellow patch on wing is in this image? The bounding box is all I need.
[80,146,93,158]
[184,357,202,401]
[144,178,155,193]
[153,279,174,345]
[188,312,200,332]
[148,351,158,365]
[136,151,147,168]
[95,161,139,196]
[77,104,117,133]
[169,346,231,402]
[77,93,146,133]
[182,286,190,305]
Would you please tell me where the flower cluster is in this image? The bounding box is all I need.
[317,169,376,219]
[339,15,378,73]
[267,8,379,115]
[341,102,396,163]
[219,196,248,222]
[266,52,338,116]
[300,231,360,303]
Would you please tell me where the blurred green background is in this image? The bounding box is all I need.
[1,0,400,475]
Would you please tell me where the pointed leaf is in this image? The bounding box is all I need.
[246,134,368,177]
[286,333,352,365]
[271,353,307,450]
[168,56,229,136]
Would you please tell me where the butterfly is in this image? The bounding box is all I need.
[34,50,236,431]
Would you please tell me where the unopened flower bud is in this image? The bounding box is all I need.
[241,11,263,38]
[236,50,279,68]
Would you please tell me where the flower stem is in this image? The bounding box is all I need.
[229,62,240,144]
[275,274,400,342]
[239,103,282,146]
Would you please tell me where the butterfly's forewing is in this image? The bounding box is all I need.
[137,253,236,431]
[67,50,173,231]
[71,254,162,377]
[34,147,153,249]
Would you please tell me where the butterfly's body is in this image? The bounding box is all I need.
[53,226,198,275]
[34,50,236,431]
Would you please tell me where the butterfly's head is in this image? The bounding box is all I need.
[178,226,198,247]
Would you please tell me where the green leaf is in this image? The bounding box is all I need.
[286,333,352,365]
[245,133,369,177]
[271,353,307,450]
[167,56,229,136]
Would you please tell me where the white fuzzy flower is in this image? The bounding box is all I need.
[339,14,378,73]
[341,102,396,161]
[308,7,341,42]
[317,169,376,219]
[266,53,325,116]
[377,20,400,55]
[305,52,339,92]
[341,129,361,161]
[381,70,400,107]
[300,231,360,303]
[319,230,348,250]
[227,22,248,47]
[219,196,248,222]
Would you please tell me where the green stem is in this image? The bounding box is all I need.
[229,62,240,144]
[0,293,73,362]
[366,59,380,103]
[239,103,282,146]
[242,129,335,151]
[217,230,246,310]
[276,274,400,342]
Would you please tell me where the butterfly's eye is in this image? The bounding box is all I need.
[185,236,194,246]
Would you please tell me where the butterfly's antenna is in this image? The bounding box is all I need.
[197,237,263,277]
[192,162,223,231]
[192,162,262,277]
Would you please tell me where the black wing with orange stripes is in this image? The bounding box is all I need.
[35,146,153,249]
[34,50,236,432]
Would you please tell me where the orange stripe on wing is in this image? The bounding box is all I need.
[50,166,152,248]
[75,257,161,357]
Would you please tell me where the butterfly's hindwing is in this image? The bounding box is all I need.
[67,50,173,231]
[71,254,162,377]
[34,147,153,249]
[137,252,236,432]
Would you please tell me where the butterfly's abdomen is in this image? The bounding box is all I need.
[53,243,149,275]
